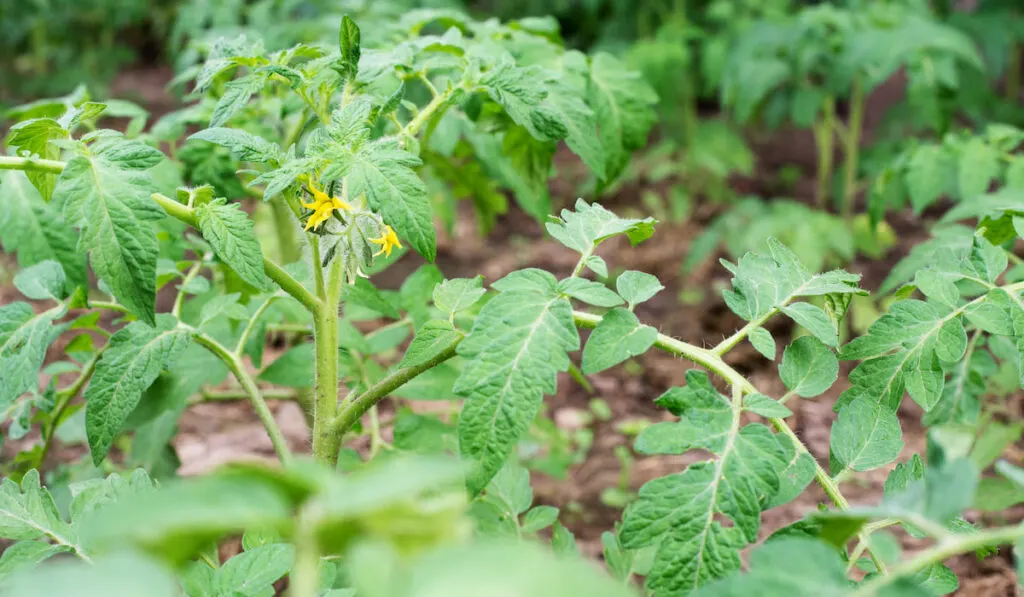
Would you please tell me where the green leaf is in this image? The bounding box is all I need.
[545,199,655,255]
[198,293,249,325]
[85,315,192,465]
[588,52,658,182]
[582,308,657,374]
[743,393,792,418]
[337,15,361,80]
[841,298,969,412]
[0,170,86,290]
[0,540,69,581]
[957,137,999,200]
[779,303,838,347]
[545,80,605,179]
[906,145,951,212]
[195,198,269,290]
[6,117,66,199]
[779,337,838,398]
[210,74,267,127]
[346,140,436,261]
[0,302,62,410]
[557,278,623,308]
[3,551,179,597]
[480,64,566,142]
[343,277,402,319]
[399,320,461,369]
[688,538,851,597]
[623,370,790,593]
[14,260,66,301]
[969,422,1022,470]
[722,238,863,323]
[521,505,559,533]
[54,155,163,324]
[455,283,579,493]
[258,344,314,388]
[615,270,663,308]
[912,564,958,596]
[216,544,295,597]
[78,475,291,564]
[551,521,579,557]
[0,470,75,547]
[189,128,282,163]
[433,277,486,316]
[748,327,776,360]
[831,397,903,474]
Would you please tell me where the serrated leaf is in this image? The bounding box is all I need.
[831,397,903,474]
[211,74,267,127]
[521,505,559,533]
[743,393,792,418]
[85,315,192,465]
[0,170,86,290]
[615,270,663,308]
[0,302,62,410]
[399,320,461,369]
[688,538,851,597]
[346,140,436,261]
[779,337,838,398]
[779,303,838,347]
[14,260,66,301]
[545,199,655,255]
[748,327,776,360]
[588,52,658,182]
[195,198,268,290]
[54,155,163,324]
[454,284,578,493]
[557,278,623,308]
[0,540,69,580]
[906,145,950,212]
[957,137,999,200]
[189,128,282,163]
[481,64,566,142]
[623,371,789,594]
[581,307,657,374]
[544,83,604,179]
[722,238,862,323]
[216,544,295,597]
[6,117,66,199]
[433,277,486,316]
[337,15,361,80]
[0,470,75,548]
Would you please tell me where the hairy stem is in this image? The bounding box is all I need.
[851,525,1024,596]
[234,295,278,356]
[192,331,293,464]
[813,96,836,209]
[402,85,458,139]
[171,260,205,318]
[0,155,65,173]
[331,335,461,436]
[311,253,344,463]
[269,198,301,264]
[35,347,106,469]
[841,79,865,221]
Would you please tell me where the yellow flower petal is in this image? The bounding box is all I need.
[369,225,402,257]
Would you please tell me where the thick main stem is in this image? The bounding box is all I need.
[841,80,865,221]
[311,255,344,463]
[813,96,836,209]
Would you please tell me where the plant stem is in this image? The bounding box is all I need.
[35,348,105,468]
[813,96,836,209]
[269,198,301,264]
[192,331,293,464]
[0,155,65,173]
[172,260,205,318]
[234,295,278,355]
[331,335,461,436]
[1007,43,1021,103]
[290,507,320,597]
[402,85,457,139]
[572,310,888,571]
[841,80,865,221]
[311,253,344,462]
[194,387,296,403]
[851,525,1024,596]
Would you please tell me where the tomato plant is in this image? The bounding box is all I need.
[2,5,1024,597]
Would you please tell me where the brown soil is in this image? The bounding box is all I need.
[5,67,1023,596]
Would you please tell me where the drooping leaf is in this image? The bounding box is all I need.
[54,154,164,324]
[0,170,86,290]
[455,277,579,493]
[588,52,658,182]
[85,315,192,465]
[195,198,268,290]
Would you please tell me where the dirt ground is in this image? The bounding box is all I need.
[8,68,1024,596]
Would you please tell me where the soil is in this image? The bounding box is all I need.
[6,67,1024,596]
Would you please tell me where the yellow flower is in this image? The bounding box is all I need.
[302,183,352,231]
[369,225,402,257]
